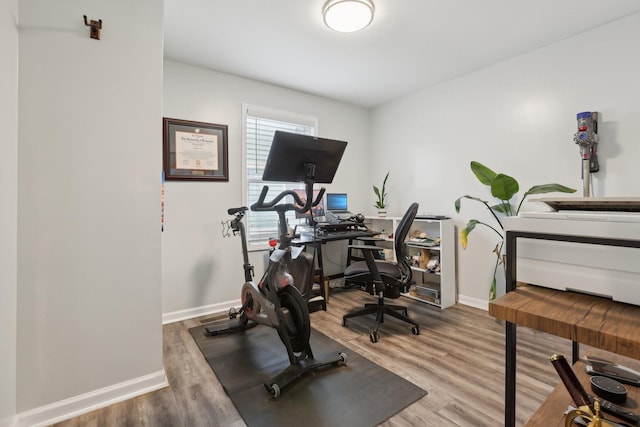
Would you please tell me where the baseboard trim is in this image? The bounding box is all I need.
[16,369,168,427]
[0,414,18,427]
[457,294,489,311]
[162,299,241,324]
[164,296,489,323]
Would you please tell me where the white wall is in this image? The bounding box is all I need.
[17,0,164,422]
[162,60,370,320]
[370,12,640,308]
[0,0,18,425]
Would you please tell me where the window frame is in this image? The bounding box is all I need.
[241,104,318,246]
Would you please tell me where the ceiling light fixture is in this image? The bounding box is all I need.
[323,0,375,33]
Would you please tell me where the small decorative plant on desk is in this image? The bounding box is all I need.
[374,172,389,217]
[454,161,576,300]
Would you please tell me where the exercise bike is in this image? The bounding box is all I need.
[205,181,347,398]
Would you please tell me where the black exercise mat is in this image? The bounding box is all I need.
[189,322,426,427]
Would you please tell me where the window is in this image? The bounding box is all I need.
[243,105,317,242]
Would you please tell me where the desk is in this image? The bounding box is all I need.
[294,227,379,307]
[489,230,640,427]
[490,285,640,426]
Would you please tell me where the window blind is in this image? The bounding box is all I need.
[244,106,317,242]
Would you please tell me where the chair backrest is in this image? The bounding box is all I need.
[394,202,419,283]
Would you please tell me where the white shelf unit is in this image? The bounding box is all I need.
[364,216,456,309]
[363,217,396,262]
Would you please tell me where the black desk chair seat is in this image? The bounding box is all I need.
[342,202,420,343]
[343,261,403,298]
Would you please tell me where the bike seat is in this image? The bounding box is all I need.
[228,206,248,215]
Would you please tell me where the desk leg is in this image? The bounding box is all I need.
[505,321,516,427]
[572,341,580,364]
[316,244,327,311]
[323,279,330,304]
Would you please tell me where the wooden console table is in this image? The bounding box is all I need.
[526,349,640,426]
[489,230,640,427]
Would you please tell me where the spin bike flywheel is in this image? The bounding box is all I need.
[278,285,311,353]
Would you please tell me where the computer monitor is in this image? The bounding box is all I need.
[262,131,348,184]
[326,193,348,212]
[293,189,325,219]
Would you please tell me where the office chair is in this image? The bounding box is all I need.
[342,202,420,342]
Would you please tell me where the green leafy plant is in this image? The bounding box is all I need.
[373,171,389,209]
[454,161,576,300]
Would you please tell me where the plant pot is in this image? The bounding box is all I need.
[377,209,387,217]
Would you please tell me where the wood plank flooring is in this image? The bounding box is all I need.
[53,288,578,426]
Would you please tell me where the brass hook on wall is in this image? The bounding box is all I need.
[83,15,102,40]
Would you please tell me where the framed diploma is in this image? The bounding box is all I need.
[163,117,229,181]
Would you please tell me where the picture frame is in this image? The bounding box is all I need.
[163,117,229,181]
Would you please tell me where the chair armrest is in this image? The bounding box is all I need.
[348,244,381,252]
[355,236,385,242]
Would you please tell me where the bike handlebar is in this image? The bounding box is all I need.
[227,206,248,215]
[251,182,325,214]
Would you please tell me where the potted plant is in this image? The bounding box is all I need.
[454,161,576,300]
[373,171,389,217]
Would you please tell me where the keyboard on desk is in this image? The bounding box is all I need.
[317,222,362,232]
[320,228,379,242]
[322,230,364,239]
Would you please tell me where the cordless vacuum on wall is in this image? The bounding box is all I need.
[573,111,599,197]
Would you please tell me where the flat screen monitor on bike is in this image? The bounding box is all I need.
[262,130,348,184]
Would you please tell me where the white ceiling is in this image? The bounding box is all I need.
[163,0,640,108]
